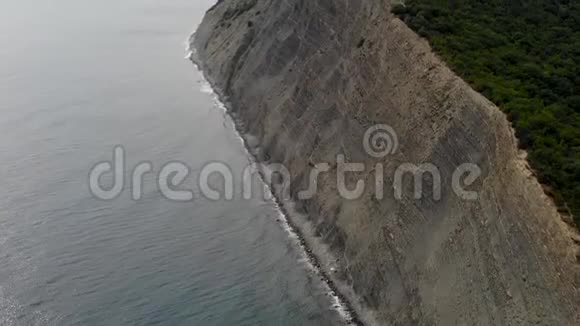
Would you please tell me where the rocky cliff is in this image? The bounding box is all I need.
[192,0,580,324]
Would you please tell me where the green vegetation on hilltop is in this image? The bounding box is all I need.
[393,0,580,229]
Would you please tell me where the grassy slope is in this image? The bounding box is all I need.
[393,0,580,229]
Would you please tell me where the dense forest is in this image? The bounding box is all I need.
[393,0,580,229]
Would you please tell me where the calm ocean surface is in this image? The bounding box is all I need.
[0,0,345,325]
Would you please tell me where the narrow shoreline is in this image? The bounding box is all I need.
[187,39,377,326]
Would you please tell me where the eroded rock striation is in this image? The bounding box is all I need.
[192,0,580,324]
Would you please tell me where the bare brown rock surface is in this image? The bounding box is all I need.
[192,0,580,324]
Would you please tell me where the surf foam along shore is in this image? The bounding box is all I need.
[186,39,369,326]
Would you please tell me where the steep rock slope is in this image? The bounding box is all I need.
[192,0,580,324]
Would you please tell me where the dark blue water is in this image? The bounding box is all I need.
[0,1,345,325]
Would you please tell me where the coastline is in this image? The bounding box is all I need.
[187,40,378,326]
[187,0,580,322]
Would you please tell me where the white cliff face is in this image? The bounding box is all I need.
[193,0,580,324]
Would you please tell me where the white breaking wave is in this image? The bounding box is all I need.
[199,81,214,94]
[183,29,198,60]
